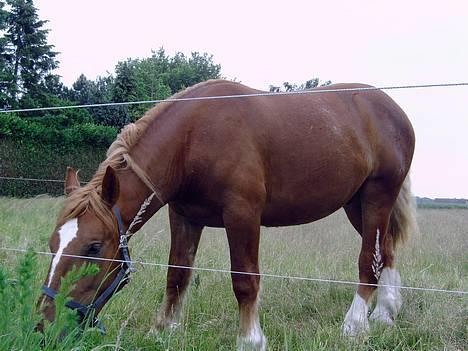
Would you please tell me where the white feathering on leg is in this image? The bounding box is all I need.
[342,293,370,336]
[370,268,402,326]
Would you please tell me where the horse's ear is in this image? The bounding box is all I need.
[64,167,80,196]
[101,166,120,207]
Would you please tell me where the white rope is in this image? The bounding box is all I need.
[0,247,466,295]
[1,82,468,114]
[125,193,155,237]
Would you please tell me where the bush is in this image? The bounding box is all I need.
[0,250,100,350]
[0,113,116,196]
[63,123,117,146]
[26,109,93,129]
[0,138,107,197]
[0,113,117,148]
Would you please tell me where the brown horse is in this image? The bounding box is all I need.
[39,80,416,350]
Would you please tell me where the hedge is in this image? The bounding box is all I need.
[0,138,107,197]
[0,114,116,197]
[0,113,117,147]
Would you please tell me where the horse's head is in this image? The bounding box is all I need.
[40,165,131,329]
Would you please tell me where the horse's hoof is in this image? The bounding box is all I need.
[369,309,395,326]
[154,316,181,332]
[237,333,267,351]
[147,327,159,337]
[147,320,180,338]
[342,293,370,337]
[342,318,370,337]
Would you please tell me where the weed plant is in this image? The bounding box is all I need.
[0,250,100,350]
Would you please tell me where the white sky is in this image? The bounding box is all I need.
[36,0,468,198]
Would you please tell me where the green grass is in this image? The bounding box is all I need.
[0,248,103,350]
[0,197,466,350]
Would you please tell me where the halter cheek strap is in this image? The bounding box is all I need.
[41,206,135,335]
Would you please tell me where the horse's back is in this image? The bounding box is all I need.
[173,81,415,226]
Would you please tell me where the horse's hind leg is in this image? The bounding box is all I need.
[342,179,401,336]
[369,176,416,326]
[154,205,203,330]
[223,199,266,351]
[368,234,402,326]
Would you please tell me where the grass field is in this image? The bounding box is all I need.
[0,196,466,350]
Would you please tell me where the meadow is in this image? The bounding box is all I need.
[0,196,466,350]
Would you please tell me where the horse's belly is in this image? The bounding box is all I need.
[259,153,368,226]
[260,187,354,227]
[176,201,344,228]
[260,200,344,226]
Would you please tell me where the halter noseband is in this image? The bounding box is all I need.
[42,206,135,334]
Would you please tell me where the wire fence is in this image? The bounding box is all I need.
[0,246,466,295]
[1,82,468,114]
[0,176,67,183]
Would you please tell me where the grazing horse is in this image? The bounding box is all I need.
[39,80,416,350]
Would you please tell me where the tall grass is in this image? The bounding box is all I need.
[0,196,466,350]
[0,249,101,350]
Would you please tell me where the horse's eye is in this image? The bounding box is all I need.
[87,242,102,256]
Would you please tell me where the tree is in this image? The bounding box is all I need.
[111,60,140,126]
[68,73,120,126]
[165,51,221,93]
[71,74,98,105]
[269,78,332,93]
[133,49,171,101]
[112,60,139,103]
[0,1,6,31]
[65,48,222,127]
[108,48,221,124]
[3,0,59,109]
[0,0,11,108]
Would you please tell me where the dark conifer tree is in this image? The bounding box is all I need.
[3,0,60,109]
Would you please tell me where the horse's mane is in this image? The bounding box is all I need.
[58,79,225,229]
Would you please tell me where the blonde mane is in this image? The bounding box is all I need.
[58,79,225,229]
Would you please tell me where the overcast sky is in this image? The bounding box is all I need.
[35,0,468,198]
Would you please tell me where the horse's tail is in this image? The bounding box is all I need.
[388,174,418,249]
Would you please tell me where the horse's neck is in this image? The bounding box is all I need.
[116,123,183,233]
[116,170,165,235]
[134,113,184,195]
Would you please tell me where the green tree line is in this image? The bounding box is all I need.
[0,0,222,127]
[0,0,222,196]
[0,0,328,197]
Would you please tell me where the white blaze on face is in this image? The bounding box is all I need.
[46,218,79,287]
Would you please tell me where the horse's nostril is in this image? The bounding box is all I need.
[35,320,45,333]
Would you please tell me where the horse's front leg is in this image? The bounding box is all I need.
[224,198,266,351]
[154,205,203,330]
